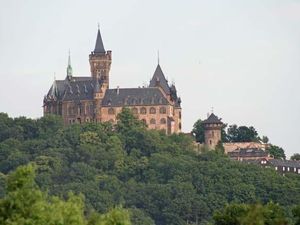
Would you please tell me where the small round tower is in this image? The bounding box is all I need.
[203,113,223,149]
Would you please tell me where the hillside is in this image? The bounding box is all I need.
[0,110,300,225]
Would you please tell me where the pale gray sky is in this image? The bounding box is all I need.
[0,0,299,157]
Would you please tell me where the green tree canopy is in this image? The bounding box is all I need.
[212,202,288,225]
[0,113,299,224]
[291,153,300,161]
[267,145,286,160]
[192,119,205,143]
[227,125,259,142]
[0,164,131,225]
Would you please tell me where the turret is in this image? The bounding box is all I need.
[203,113,223,149]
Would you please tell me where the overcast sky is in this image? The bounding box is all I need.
[0,0,299,157]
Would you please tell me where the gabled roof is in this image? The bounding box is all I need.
[93,28,106,54]
[203,113,223,124]
[102,87,169,107]
[45,77,95,102]
[62,79,95,101]
[149,64,170,95]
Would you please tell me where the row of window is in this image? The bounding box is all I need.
[146,118,167,125]
[275,166,300,173]
[108,107,167,115]
[68,104,94,116]
[68,117,92,124]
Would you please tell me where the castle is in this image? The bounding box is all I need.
[43,27,182,134]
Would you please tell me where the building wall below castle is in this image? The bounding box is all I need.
[100,105,181,134]
[44,100,181,135]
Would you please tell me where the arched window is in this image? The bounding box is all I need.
[209,140,212,145]
[140,107,147,114]
[150,118,156,124]
[212,131,214,137]
[160,118,166,124]
[179,111,181,119]
[141,119,146,124]
[132,108,138,114]
[159,107,166,114]
[108,108,115,115]
[150,107,156,114]
[179,122,182,130]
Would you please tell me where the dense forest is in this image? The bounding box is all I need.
[0,109,300,225]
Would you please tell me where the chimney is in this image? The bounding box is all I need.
[117,86,119,95]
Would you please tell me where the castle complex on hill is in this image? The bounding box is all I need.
[42,27,300,174]
[43,27,182,134]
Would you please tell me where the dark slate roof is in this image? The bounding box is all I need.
[102,87,169,107]
[45,76,95,102]
[269,159,300,168]
[202,113,223,124]
[94,28,106,54]
[62,80,95,101]
[70,76,93,81]
[149,64,170,95]
[175,97,181,108]
[228,148,269,158]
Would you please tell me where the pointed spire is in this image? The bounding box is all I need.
[51,77,58,98]
[149,64,170,94]
[157,50,160,65]
[67,50,73,79]
[93,25,106,54]
[68,49,71,66]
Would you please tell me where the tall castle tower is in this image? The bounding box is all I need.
[203,113,223,149]
[89,26,112,90]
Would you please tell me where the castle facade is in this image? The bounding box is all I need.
[43,28,182,134]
